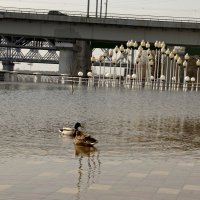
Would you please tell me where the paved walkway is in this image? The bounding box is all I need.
[0,156,200,200]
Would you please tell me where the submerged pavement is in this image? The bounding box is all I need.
[0,156,200,200]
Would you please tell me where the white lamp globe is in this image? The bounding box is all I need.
[185,76,190,82]
[191,77,196,82]
[78,71,83,77]
[87,72,92,77]
[132,74,137,79]
[150,76,154,81]
[160,75,166,81]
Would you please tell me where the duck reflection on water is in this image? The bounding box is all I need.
[74,145,101,200]
[74,145,97,157]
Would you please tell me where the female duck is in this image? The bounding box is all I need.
[74,129,98,147]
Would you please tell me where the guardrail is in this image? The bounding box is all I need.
[0,6,200,24]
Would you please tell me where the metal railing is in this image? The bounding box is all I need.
[1,6,200,24]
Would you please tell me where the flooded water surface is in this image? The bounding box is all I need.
[0,83,200,200]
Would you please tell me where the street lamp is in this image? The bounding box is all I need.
[154,40,159,89]
[112,57,117,87]
[108,49,113,84]
[173,54,179,90]
[87,71,93,86]
[78,71,83,85]
[98,55,104,86]
[165,48,170,90]
[160,75,166,91]
[184,76,190,91]
[125,48,131,83]
[177,57,182,90]
[196,59,200,91]
[119,53,124,85]
[169,52,174,90]
[132,73,137,89]
[191,77,196,91]
[135,56,140,87]
[113,45,119,83]
[102,51,108,86]
[183,60,188,91]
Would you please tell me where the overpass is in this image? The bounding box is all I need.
[0,7,200,74]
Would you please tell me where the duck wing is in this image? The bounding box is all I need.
[74,131,98,146]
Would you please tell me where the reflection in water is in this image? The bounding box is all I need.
[74,145,101,200]
[124,116,200,153]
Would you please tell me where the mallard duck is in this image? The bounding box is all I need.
[74,129,98,147]
[59,122,81,137]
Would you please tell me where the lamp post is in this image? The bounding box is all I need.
[87,71,93,86]
[132,73,137,89]
[145,42,151,85]
[196,59,200,91]
[102,51,107,86]
[150,75,154,90]
[149,60,154,89]
[165,48,170,90]
[127,40,138,77]
[176,57,182,91]
[160,46,166,90]
[91,56,96,85]
[112,57,117,87]
[154,40,159,90]
[156,41,162,89]
[119,52,124,85]
[160,75,165,91]
[98,55,103,87]
[78,71,83,85]
[108,49,113,85]
[173,54,179,90]
[169,52,174,90]
[125,48,131,85]
[119,45,125,85]
[183,60,188,91]
[184,52,190,79]
[113,45,119,85]
[191,77,195,91]
[135,56,140,87]
[184,76,190,91]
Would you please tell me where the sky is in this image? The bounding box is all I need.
[0,0,200,71]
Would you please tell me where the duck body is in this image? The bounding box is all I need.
[74,130,98,147]
[59,127,75,137]
[59,122,81,137]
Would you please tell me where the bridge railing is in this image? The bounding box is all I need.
[0,6,200,24]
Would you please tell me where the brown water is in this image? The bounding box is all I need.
[0,83,200,199]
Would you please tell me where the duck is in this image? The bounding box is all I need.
[74,129,98,147]
[59,122,98,146]
[59,122,81,137]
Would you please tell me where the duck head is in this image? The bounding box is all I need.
[74,122,82,130]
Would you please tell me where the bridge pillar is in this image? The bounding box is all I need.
[58,41,92,76]
[2,61,14,71]
[76,40,92,77]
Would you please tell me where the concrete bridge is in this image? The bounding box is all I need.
[0,7,200,75]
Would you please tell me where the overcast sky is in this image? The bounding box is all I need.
[1,0,200,18]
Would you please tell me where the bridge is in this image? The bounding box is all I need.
[0,7,200,75]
